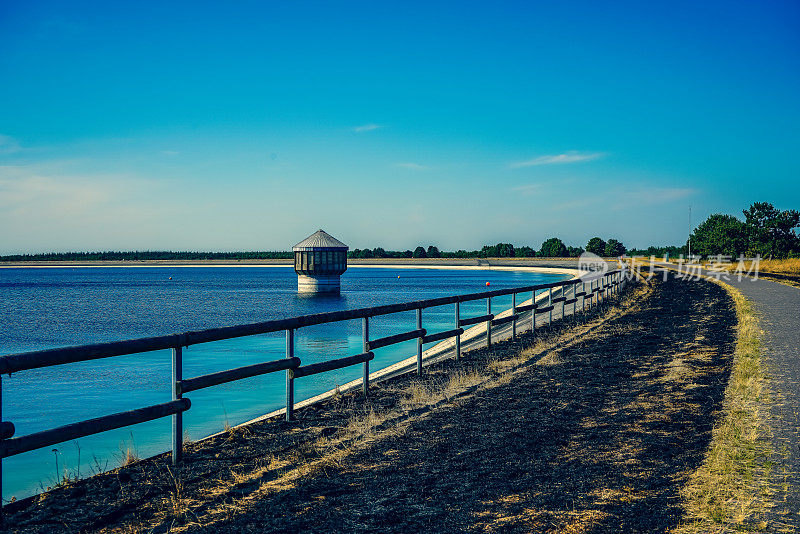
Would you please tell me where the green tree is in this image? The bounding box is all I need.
[516,246,536,257]
[742,202,800,258]
[566,246,584,257]
[586,237,607,256]
[495,243,515,257]
[426,245,441,258]
[604,238,626,257]
[539,238,567,257]
[479,243,514,257]
[413,246,427,258]
[689,214,747,258]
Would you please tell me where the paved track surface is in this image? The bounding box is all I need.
[725,273,800,528]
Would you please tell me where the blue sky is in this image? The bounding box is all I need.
[1,1,798,253]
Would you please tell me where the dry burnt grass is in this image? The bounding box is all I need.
[4,274,737,533]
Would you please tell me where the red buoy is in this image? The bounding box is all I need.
[486,281,491,286]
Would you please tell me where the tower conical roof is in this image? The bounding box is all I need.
[292,229,348,251]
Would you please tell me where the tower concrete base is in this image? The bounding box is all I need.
[297,274,341,294]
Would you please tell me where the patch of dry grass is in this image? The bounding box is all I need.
[674,284,778,533]
[119,446,140,467]
[728,258,800,276]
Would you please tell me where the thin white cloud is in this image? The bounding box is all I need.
[511,184,540,196]
[0,164,179,253]
[0,165,161,221]
[0,135,21,155]
[353,124,383,133]
[397,162,430,171]
[510,151,604,168]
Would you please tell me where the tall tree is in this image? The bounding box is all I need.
[604,238,626,257]
[480,243,515,257]
[586,237,607,256]
[689,214,747,257]
[742,202,800,258]
[413,246,427,258]
[566,246,584,257]
[539,238,567,257]
[495,243,515,257]
[516,246,536,257]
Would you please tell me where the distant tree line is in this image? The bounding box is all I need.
[2,237,631,263]
[350,237,627,259]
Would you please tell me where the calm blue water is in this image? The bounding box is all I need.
[0,266,566,499]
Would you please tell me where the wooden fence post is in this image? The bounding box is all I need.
[172,346,182,465]
[454,302,461,361]
[486,297,492,348]
[285,329,294,422]
[572,283,577,319]
[548,288,553,325]
[362,318,369,396]
[511,293,517,339]
[531,290,536,337]
[416,308,423,375]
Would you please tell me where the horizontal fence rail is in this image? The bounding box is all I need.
[178,357,301,395]
[0,399,191,459]
[366,329,426,351]
[491,314,519,327]
[292,352,374,379]
[459,314,494,327]
[0,268,625,521]
[422,328,464,345]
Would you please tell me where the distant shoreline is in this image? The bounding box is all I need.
[0,257,590,269]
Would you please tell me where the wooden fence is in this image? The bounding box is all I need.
[0,267,626,517]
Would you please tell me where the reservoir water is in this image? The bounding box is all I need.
[0,265,567,499]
